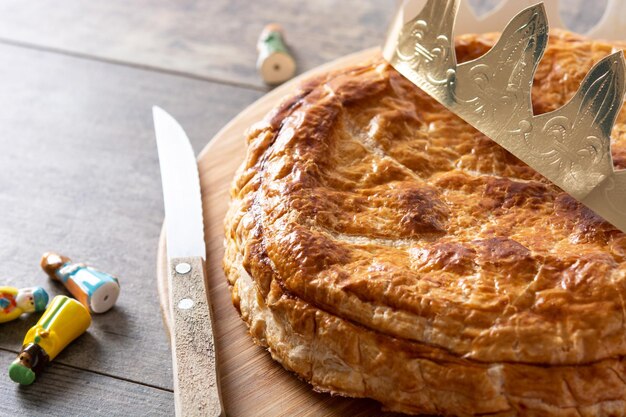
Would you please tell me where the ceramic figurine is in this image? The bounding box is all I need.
[41,252,120,314]
[0,286,49,324]
[257,23,296,85]
[8,295,91,385]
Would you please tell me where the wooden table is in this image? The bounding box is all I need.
[0,0,603,415]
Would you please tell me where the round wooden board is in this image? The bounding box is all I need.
[157,48,404,417]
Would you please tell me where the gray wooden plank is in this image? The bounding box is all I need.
[0,0,606,90]
[0,349,174,417]
[0,41,262,391]
[0,0,396,89]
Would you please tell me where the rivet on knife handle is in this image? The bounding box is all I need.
[153,106,224,416]
[170,256,224,417]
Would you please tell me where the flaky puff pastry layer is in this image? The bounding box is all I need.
[224,30,626,416]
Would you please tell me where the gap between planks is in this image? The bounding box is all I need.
[0,36,268,93]
[0,346,174,393]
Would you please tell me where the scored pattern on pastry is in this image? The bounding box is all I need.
[224,31,626,415]
[384,0,626,232]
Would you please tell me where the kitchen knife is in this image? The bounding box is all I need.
[153,106,225,417]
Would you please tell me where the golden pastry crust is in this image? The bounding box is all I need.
[224,30,626,416]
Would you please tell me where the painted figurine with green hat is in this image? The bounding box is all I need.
[8,295,91,385]
[0,286,49,324]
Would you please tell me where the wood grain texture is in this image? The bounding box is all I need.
[157,48,404,417]
[0,0,598,89]
[169,257,224,417]
[0,0,395,89]
[0,0,596,415]
[0,41,261,394]
[0,349,174,416]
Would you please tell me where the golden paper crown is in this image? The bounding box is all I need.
[383,0,626,233]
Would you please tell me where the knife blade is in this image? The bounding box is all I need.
[153,106,225,417]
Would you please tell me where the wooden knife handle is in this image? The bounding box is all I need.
[169,256,225,417]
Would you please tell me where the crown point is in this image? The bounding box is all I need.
[383,0,626,233]
[609,50,626,66]
[528,2,547,14]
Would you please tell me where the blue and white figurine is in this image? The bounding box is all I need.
[41,252,120,314]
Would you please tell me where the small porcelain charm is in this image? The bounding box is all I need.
[41,252,120,314]
[257,23,296,85]
[9,295,91,385]
[0,286,49,324]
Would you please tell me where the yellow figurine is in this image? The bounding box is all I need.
[8,295,91,385]
[0,286,49,323]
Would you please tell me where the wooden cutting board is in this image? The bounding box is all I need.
[156,47,404,417]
